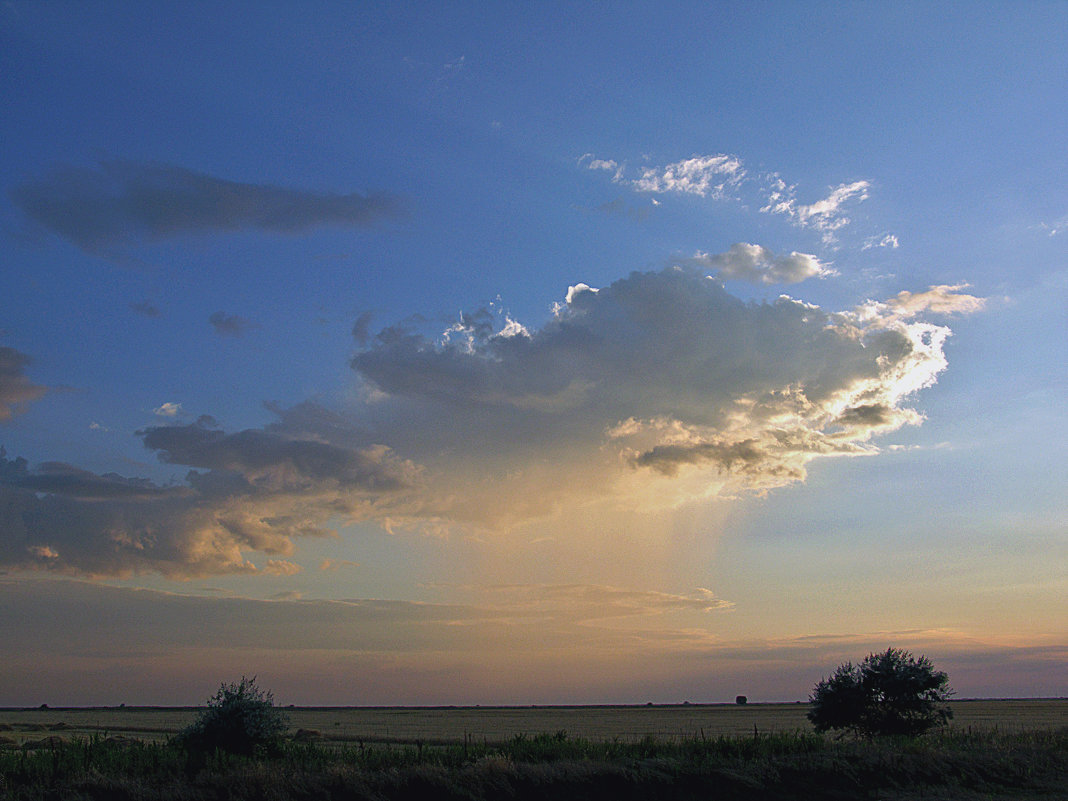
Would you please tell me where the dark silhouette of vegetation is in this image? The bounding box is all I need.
[808,648,953,738]
[735,695,747,705]
[2,727,1066,800]
[179,676,289,757]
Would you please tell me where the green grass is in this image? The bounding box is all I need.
[1,725,1066,800]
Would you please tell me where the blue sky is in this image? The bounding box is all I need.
[1,1,1065,705]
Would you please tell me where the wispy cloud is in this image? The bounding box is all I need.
[854,283,986,325]
[585,154,743,200]
[11,160,404,255]
[579,155,623,182]
[761,177,870,243]
[863,233,900,250]
[1035,212,1068,236]
[129,300,163,318]
[581,154,875,244]
[474,584,733,621]
[209,311,255,337]
[629,155,745,199]
[2,578,1059,704]
[0,346,47,422]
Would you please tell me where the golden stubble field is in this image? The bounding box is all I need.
[1,699,1064,747]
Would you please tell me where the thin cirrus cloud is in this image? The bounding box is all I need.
[863,234,900,250]
[0,265,984,578]
[0,576,742,706]
[0,577,730,659]
[582,153,879,243]
[581,153,745,200]
[761,176,871,241]
[631,155,746,199]
[10,159,404,254]
[4,577,1059,704]
[0,346,47,422]
[470,584,734,618]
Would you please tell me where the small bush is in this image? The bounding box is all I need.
[179,676,289,757]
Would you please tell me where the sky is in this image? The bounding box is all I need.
[1,1,1065,707]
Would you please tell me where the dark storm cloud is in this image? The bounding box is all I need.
[0,346,47,421]
[11,160,404,253]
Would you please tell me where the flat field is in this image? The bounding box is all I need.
[0,698,1064,747]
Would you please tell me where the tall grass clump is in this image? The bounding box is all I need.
[0,721,1064,800]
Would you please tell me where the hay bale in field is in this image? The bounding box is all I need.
[293,728,323,742]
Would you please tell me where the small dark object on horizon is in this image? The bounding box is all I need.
[736,695,748,705]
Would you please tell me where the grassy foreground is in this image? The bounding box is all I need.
[1,726,1066,800]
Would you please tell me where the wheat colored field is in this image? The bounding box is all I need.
[0,699,1064,747]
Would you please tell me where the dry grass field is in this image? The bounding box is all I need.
[1,698,1064,747]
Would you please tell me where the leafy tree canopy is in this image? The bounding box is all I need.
[808,648,953,738]
[180,676,289,756]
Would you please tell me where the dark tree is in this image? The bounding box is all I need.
[808,648,953,738]
[180,676,289,756]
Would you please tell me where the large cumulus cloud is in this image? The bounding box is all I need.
[349,268,981,517]
[0,267,983,577]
